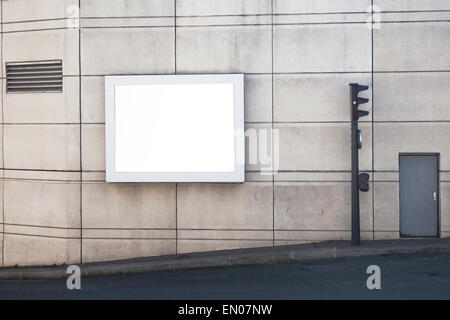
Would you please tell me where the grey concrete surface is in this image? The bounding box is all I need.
[0,251,449,300]
[1,0,450,268]
[1,239,450,281]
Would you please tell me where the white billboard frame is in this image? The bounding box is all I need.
[105,74,245,183]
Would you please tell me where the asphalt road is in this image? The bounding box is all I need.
[0,252,449,300]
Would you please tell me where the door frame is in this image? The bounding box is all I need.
[398,153,441,238]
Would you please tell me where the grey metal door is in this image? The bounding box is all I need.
[399,155,439,237]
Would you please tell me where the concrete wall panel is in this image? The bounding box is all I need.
[81,0,174,17]
[274,182,372,232]
[4,234,80,267]
[374,231,399,240]
[374,72,450,121]
[0,181,3,267]
[81,124,104,171]
[176,26,271,73]
[441,182,450,232]
[82,183,175,229]
[177,0,271,16]
[0,237,2,267]
[3,0,78,22]
[177,183,273,230]
[81,28,175,75]
[374,23,450,71]
[274,24,371,73]
[3,77,80,124]
[0,128,3,168]
[4,180,80,228]
[4,125,80,171]
[245,75,272,123]
[275,230,373,242]
[374,0,450,11]
[374,123,450,171]
[3,29,79,76]
[276,123,372,172]
[82,239,175,263]
[178,240,272,255]
[81,77,104,123]
[373,182,399,232]
[274,74,372,122]
[274,0,371,14]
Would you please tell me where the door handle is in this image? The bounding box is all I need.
[433,192,437,201]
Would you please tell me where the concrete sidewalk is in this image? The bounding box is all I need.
[1,238,450,280]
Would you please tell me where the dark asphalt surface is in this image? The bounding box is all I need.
[0,252,449,300]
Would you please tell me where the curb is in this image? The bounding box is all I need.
[1,239,450,280]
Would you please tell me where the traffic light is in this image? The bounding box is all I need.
[357,129,362,149]
[350,83,369,121]
[358,173,370,192]
[349,83,370,246]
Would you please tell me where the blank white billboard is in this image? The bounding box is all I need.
[105,74,244,182]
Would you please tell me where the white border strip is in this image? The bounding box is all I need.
[105,74,245,183]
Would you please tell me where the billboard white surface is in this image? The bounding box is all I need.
[105,74,244,182]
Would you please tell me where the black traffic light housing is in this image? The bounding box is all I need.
[357,129,362,149]
[358,173,370,192]
[350,83,369,121]
[349,83,370,245]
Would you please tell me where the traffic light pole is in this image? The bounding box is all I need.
[349,83,369,246]
[351,116,360,245]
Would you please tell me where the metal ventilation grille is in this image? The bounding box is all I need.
[6,60,63,93]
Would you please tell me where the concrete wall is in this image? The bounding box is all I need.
[0,0,449,266]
